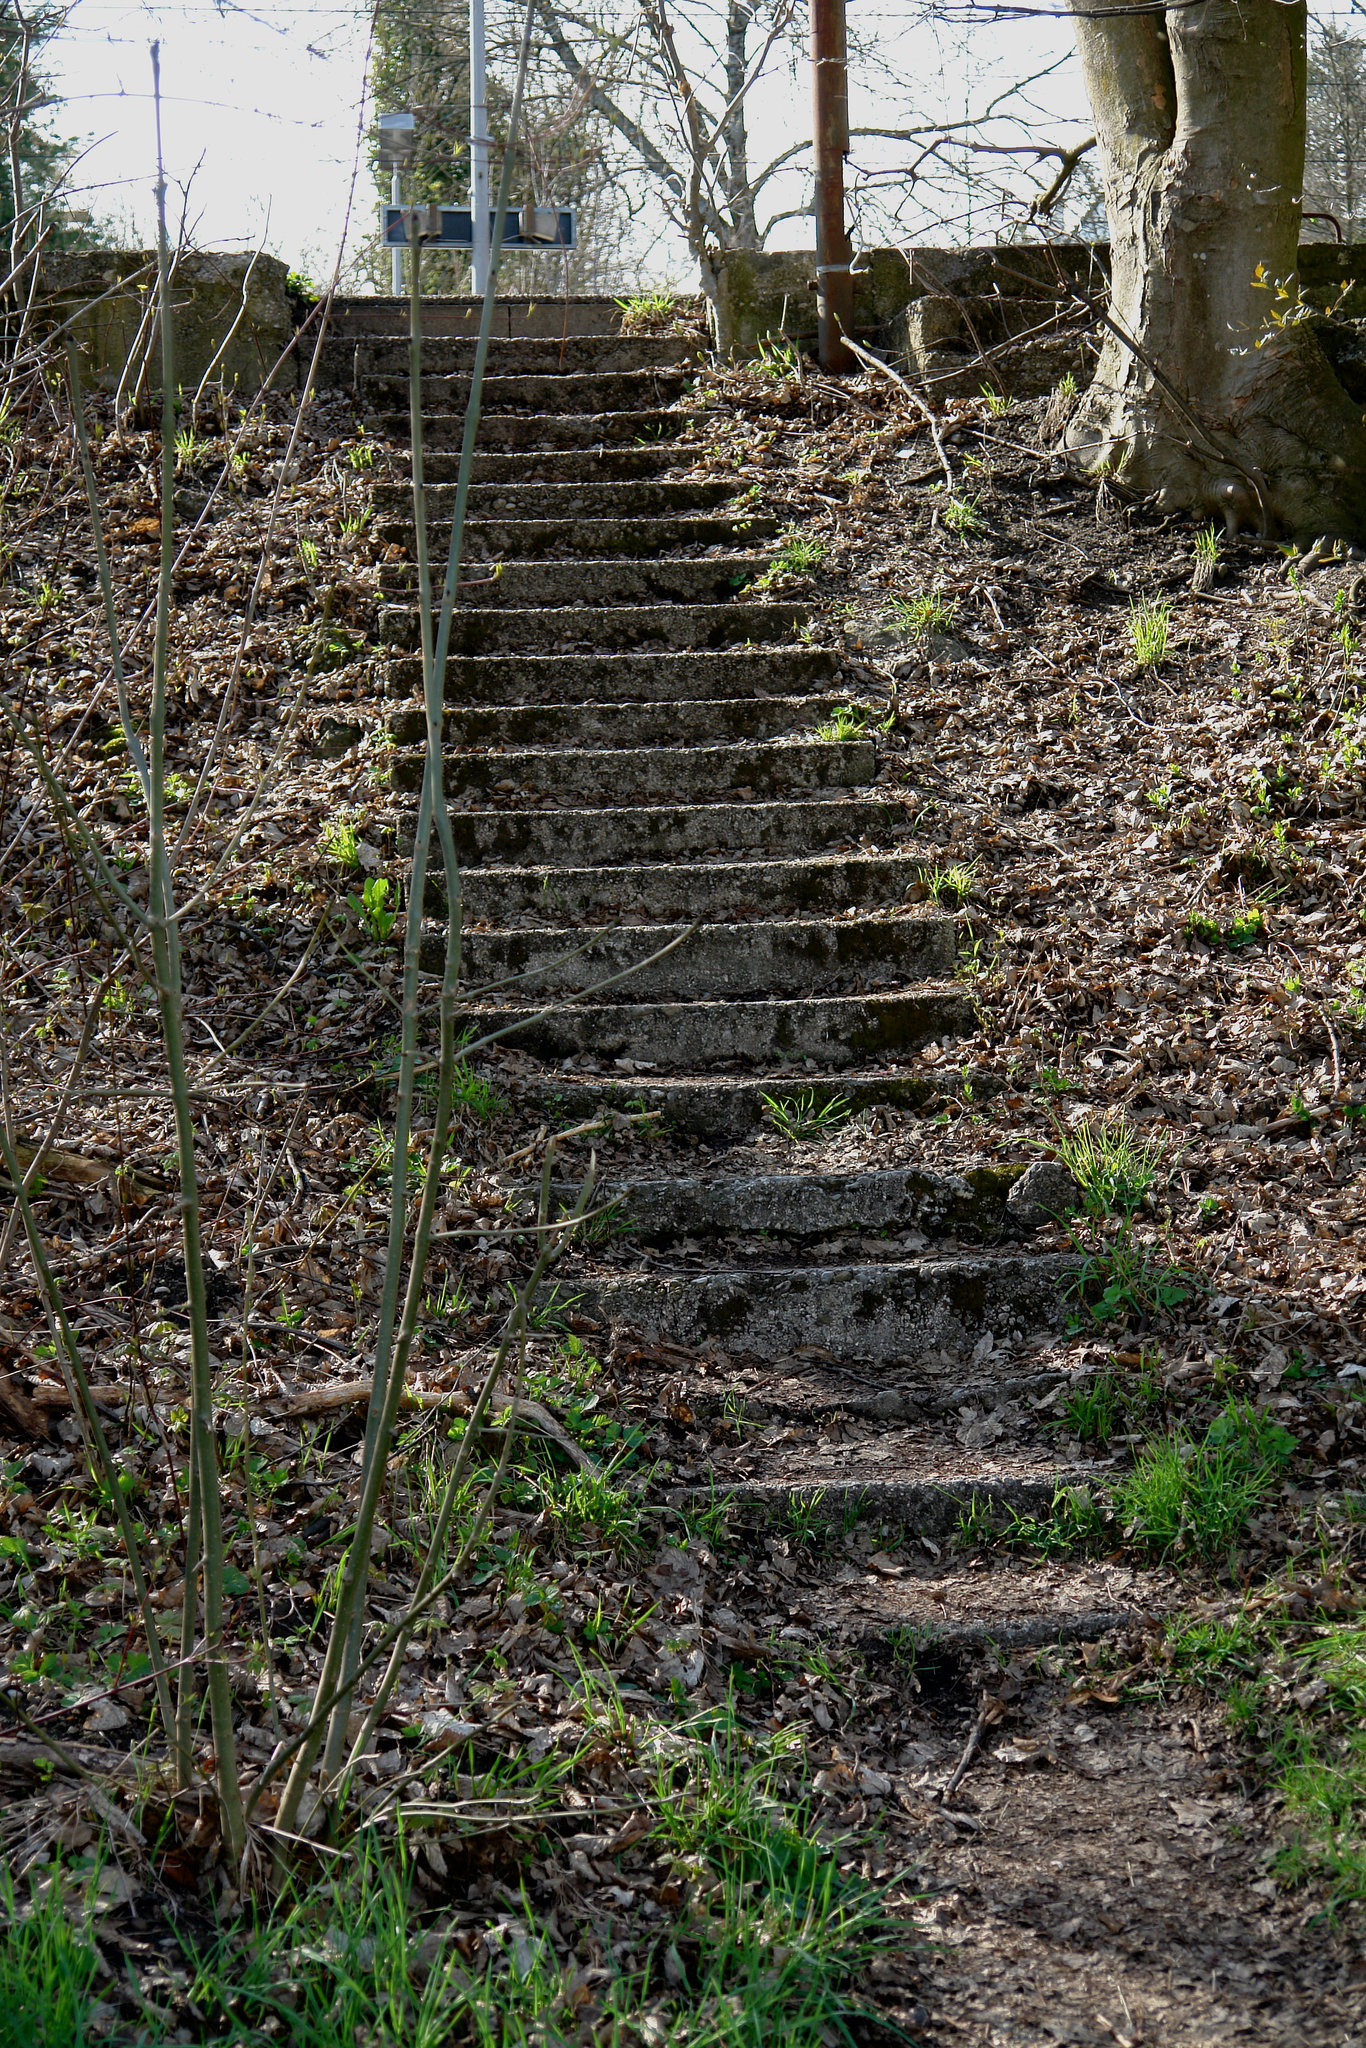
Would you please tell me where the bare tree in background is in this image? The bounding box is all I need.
[1304,17,1366,240]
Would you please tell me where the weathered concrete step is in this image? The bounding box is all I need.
[542,1163,1025,1243]
[394,739,876,802]
[361,369,692,413]
[566,1253,1073,1361]
[720,1459,1106,1541]
[378,554,771,609]
[322,335,697,380]
[419,448,682,484]
[369,409,681,451]
[382,479,739,517]
[391,694,842,750]
[799,1558,1147,1660]
[379,602,808,654]
[415,797,905,868]
[326,294,639,339]
[385,514,773,558]
[522,1071,939,1143]
[451,988,973,1068]
[384,647,838,706]
[447,910,953,999]
[445,849,917,922]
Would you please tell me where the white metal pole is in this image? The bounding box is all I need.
[390,165,403,296]
[470,0,490,297]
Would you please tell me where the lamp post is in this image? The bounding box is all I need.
[378,110,417,298]
[811,0,853,372]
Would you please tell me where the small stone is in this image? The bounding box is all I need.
[311,715,365,759]
[1245,1210,1278,1234]
[1007,1159,1079,1229]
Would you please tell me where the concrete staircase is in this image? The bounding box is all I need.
[331,294,1121,1656]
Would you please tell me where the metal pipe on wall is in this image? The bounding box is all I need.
[811,0,854,372]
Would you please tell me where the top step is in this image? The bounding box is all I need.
[324,295,649,340]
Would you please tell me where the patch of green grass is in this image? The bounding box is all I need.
[449,1058,509,1121]
[761,1090,853,1141]
[1187,906,1267,950]
[754,527,825,589]
[1114,1396,1295,1561]
[1168,1590,1366,1907]
[942,492,984,539]
[1053,1112,1166,1218]
[890,589,958,638]
[1129,594,1172,669]
[780,1489,828,1545]
[1001,1482,1110,1557]
[919,858,977,908]
[980,383,1010,416]
[812,701,891,742]
[0,1863,105,2048]
[615,288,676,330]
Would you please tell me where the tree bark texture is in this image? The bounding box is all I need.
[1069,0,1366,540]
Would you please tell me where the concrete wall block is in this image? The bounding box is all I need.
[36,249,296,396]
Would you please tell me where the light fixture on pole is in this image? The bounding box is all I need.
[470,0,491,298]
[377,110,417,297]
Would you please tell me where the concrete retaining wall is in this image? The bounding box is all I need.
[34,250,297,396]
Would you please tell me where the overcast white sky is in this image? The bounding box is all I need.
[40,1,1358,288]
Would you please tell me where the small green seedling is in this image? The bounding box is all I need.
[349,875,396,941]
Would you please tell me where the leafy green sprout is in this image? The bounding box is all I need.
[348,875,396,942]
[299,535,320,569]
[979,383,1010,416]
[339,508,372,535]
[1129,594,1172,668]
[761,1090,853,1141]
[1053,371,1078,401]
[345,441,375,470]
[755,526,825,588]
[1193,523,1222,567]
[320,812,361,867]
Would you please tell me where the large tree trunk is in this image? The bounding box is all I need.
[1068,0,1366,541]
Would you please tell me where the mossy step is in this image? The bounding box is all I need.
[382,514,774,558]
[390,695,842,751]
[360,369,692,413]
[378,601,808,654]
[392,739,877,803]
[440,849,918,922]
[447,910,953,1000]
[383,647,838,706]
[377,479,738,517]
[532,1163,1027,1242]
[559,1252,1074,1360]
[368,409,683,451]
[519,1070,940,1143]
[450,988,973,1069]
[322,335,697,381]
[401,795,899,868]
[377,554,772,608]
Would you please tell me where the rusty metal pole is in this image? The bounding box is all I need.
[811,0,854,372]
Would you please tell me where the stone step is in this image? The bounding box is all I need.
[391,694,841,751]
[407,795,894,867]
[717,1453,1106,1543]
[444,849,917,922]
[379,601,808,654]
[449,910,954,1000]
[383,514,773,559]
[562,1252,1073,1361]
[361,369,693,414]
[323,335,697,381]
[368,409,681,451]
[451,988,974,1068]
[379,479,739,517]
[521,1071,940,1143]
[795,1556,1143,1660]
[393,738,877,803]
[383,647,838,705]
[418,447,685,484]
[538,1163,1026,1242]
[378,554,771,609]
[325,294,637,339]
